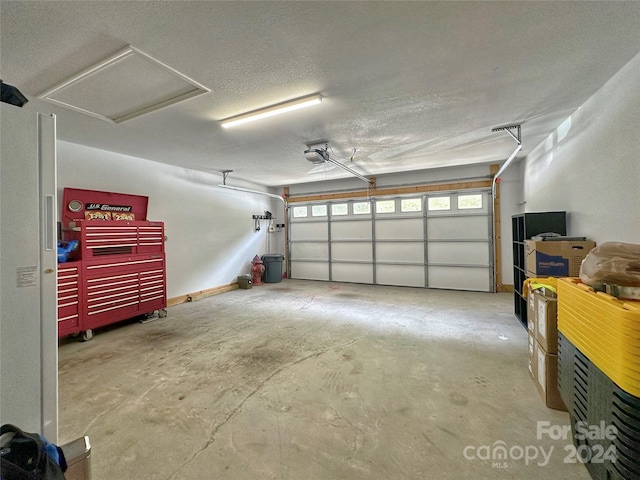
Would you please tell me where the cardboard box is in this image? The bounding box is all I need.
[527,283,536,334]
[532,338,567,411]
[525,240,596,277]
[527,332,536,380]
[534,291,558,354]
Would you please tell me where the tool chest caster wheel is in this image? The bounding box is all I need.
[81,329,94,342]
[158,309,168,318]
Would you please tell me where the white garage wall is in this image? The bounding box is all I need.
[58,141,285,299]
[522,51,640,244]
[497,163,524,286]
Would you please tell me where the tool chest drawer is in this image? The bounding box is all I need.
[57,261,82,337]
[83,255,166,330]
[65,220,164,259]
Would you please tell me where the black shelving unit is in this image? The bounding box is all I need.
[512,212,566,327]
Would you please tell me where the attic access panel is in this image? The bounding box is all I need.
[38,45,210,124]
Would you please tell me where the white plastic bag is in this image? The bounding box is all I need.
[579,242,640,287]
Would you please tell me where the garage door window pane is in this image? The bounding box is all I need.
[311,205,327,217]
[401,198,422,212]
[293,206,308,218]
[353,202,371,215]
[458,194,483,209]
[376,200,395,214]
[428,197,450,211]
[331,204,349,216]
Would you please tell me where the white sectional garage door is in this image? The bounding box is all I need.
[288,190,493,292]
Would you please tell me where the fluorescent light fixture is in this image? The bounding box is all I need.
[220,94,322,128]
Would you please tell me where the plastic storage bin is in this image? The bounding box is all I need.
[261,254,284,283]
[559,332,640,480]
[557,277,640,396]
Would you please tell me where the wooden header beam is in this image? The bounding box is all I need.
[286,179,492,203]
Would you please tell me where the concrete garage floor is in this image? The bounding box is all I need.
[58,280,591,480]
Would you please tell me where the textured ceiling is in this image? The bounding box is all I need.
[2,1,640,187]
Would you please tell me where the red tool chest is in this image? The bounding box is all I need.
[58,188,167,340]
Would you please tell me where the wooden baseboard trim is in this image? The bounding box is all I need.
[496,284,514,293]
[167,282,239,307]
